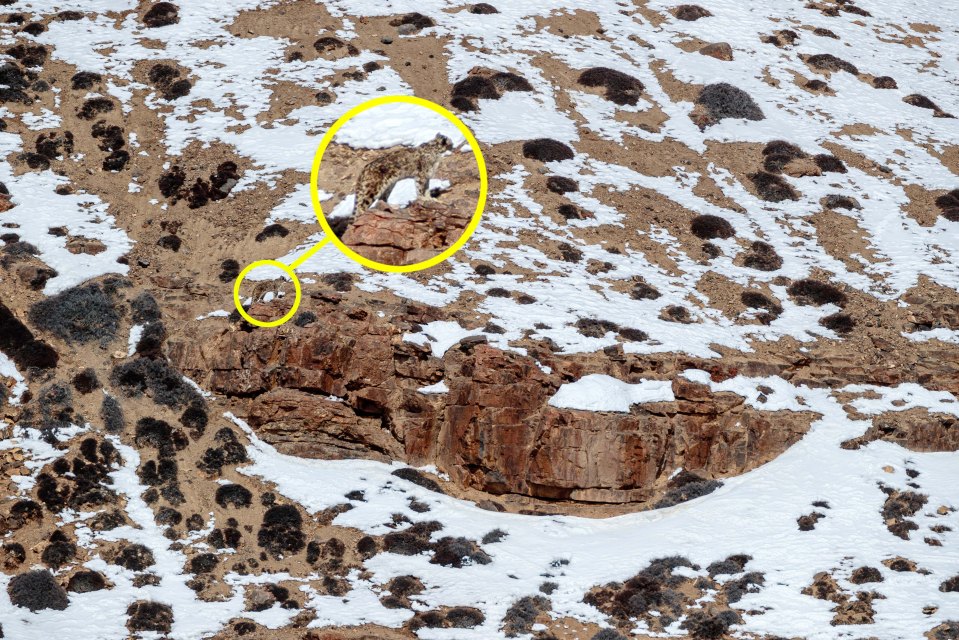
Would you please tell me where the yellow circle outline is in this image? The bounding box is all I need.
[310,95,488,273]
[232,260,302,328]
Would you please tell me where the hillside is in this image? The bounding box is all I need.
[1,1,958,639]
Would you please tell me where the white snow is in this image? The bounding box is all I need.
[548,374,675,412]
[417,380,450,395]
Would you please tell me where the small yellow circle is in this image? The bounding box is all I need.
[310,95,487,273]
[232,260,302,328]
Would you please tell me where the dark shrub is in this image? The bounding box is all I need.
[674,4,712,20]
[41,539,76,568]
[313,36,350,54]
[91,122,125,152]
[805,79,830,92]
[67,570,106,593]
[941,575,959,592]
[762,139,805,158]
[189,553,218,574]
[763,153,798,173]
[450,95,478,112]
[690,214,735,240]
[6,44,47,67]
[630,280,661,300]
[357,536,378,558]
[559,242,583,262]
[72,368,100,394]
[558,203,587,220]
[2,542,27,568]
[697,83,764,121]
[135,417,183,450]
[143,2,179,28]
[392,467,444,493]
[7,570,69,611]
[820,312,855,334]
[8,499,42,526]
[388,12,435,30]
[198,429,248,474]
[850,566,883,584]
[71,70,101,90]
[743,240,783,271]
[469,3,498,13]
[0,301,58,369]
[36,132,74,159]
[805,53,858,74]
[179,400,208,437]
[77,97,114,120]
[155,506,181,526]
[872,76,897,89]
[707,554,751,576]
[662,305,693,323]
[935,189,959,210]
[592,630,629,640]
[903,94,940,111]
[164,79,191,100]
[452,75,498,100]
[814,153,846,173]
[502,595,550,637]
[482,529,508,544]
[158,165,185,198]
[208,161,239,200]
[254,223,288,242]
[322,272,354,292]
[522,138,575,162]
[219,259,240,283]
[787,279,846,306]
[135,322,167,358]
[446,606,485,627]
[102,149,129,172]
[749,171,798,202]
[619,327,649,341]
[575,317,618,337]
[187,178,211,209]
[157,234,181,252]
[546,175,578,194]
[813,27,838,38]
[577,67,644,105]
[110,357,202,407]
[430,537,491,568]
[113,543,155,571]
[100,395,124,433]
[258,505,305,558]
[293,311,316,327]
[148,63,179,87]
[383,520,443,556]
[741,290,782,315]
[824,194,859,210]
[127,601,174,633]
[490,71,532,92]
[655,471,722,508]
[216,484,253,508]
[29,282,121,344]
[680,609,740,639]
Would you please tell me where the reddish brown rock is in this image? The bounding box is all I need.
[171,298,813,504]
[340,200,472,266]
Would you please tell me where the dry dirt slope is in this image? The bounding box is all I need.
[0,1,958,639]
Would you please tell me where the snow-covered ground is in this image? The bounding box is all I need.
[1,0,958,638]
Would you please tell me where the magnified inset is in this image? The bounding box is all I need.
[311,96,487,272]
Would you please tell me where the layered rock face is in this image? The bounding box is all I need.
[171,298,814,504]
[340,200,473,266]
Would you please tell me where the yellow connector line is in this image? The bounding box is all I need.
[290,236,330,269]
